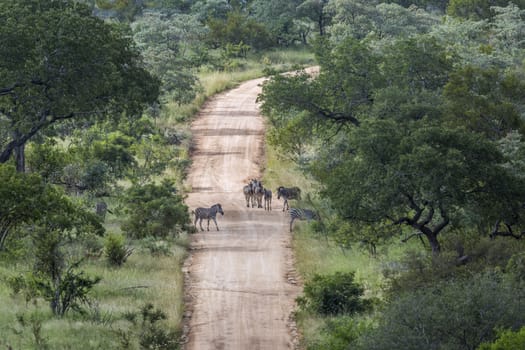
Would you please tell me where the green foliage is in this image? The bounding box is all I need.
[249,0,305,46]
[444,65,525,139]
[140,237,173,256]
[0,164,104,251]
[92,132,137,178]
[306,316,369,350]
[15,309,50,349]
[447,0,525,19]
[26,140,72,184]
[131,11,203,104]
[118,303,180,350]
[207,11,273,50]
[0,0,159,168]
[478,327,525,350]
[297,271,373,316]
[121,180,189,239]
[357,272,525,350]
[104,232,133,266]
[30,225,102,317]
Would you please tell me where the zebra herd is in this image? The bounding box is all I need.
[243,181,319,232]
[243,179,273,210]
[191,182,319,232]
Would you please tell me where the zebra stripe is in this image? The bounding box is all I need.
[243,184,254,208]
[289,208,319,232]
[277,186,301,211]
[193,203,224,231]
[252,179,264,208]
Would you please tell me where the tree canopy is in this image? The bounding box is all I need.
[0,0,159,171]
[259,27,525,253]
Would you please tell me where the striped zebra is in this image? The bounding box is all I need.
[289,208,320,232]
[193,203,224,231]
[252,179,264,208]
[263,188,272,211]
[277,186,301,211]
[243,183,254,208]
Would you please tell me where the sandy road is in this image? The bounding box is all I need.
[183,77,300,350]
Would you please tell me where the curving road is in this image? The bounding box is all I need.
[183,77,300,350]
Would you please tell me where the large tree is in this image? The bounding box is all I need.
[0,0,159,171]
[259,35,525,253]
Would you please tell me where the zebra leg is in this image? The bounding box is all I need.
[198,218,204,231]
[213,217,219,231]
[206,218,210,231]
[290,217,296,232]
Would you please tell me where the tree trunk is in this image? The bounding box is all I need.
[14,143,25,173]
[425,232,441,254]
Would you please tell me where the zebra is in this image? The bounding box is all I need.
[263,188,272,211]
[289,208,320,232]
[252,179,264,208]
[243,183,254,207]
[276,186,302,211]
[193,203,224,231]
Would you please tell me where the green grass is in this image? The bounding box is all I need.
[0,237,188,349]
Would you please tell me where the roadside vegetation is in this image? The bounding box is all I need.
[3,0,525,349]
[258,1,525,350]
[0,1,314,348]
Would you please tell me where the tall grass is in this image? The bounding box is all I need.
[0,237,188,349]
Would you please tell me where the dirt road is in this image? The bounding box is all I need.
[183,77,300,350]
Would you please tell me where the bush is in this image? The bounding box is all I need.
[117,303,180,350]
[121,180,189,239]
[140,237,172,256]
[104,232,133,266]
[307,316,368,350]
[357,272,525,350]
[296,272,373,316]
[478,327,525,350]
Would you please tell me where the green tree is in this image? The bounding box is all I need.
[443,65,525,139]
[0,0,159,171]
[132,11,204,104]
[297,0,332,36]
[447,0,525,20]
[0,163,104,250]
[478,327,525,350]
[259,35,525,254]
[207,10,272,50]
[122,180,189,239]
[249,0,304,45]
[358,273,525,350]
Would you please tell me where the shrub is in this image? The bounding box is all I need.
[357,272,525,350]
[104,232,133,266]
[117,303,180,350]
[140,237,172,256]
[478,327,525,350]
[307,316,368,350]
[121,180,189,239]
[296,272,373,316]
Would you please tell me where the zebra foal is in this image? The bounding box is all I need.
[263,188,272,211]
[277,186,301,211]
[289,208,319,232]
[193,203,224,231]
